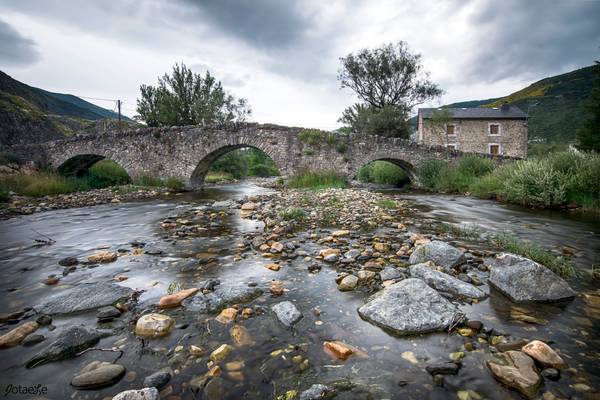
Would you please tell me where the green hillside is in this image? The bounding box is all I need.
[0,71,136,146]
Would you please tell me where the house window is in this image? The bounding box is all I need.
[489,144,501,155]
[489,123,501,135]
[446,124,456,136]
[447,143,457,150]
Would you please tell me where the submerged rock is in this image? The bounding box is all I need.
[35,282,133,315]
[409,262,487,299]
[71,362,125,389]
[487,253,576,302]
[183,284,262,313]
[158,287,199,308]
[425,362,461,375]
[272,301,303,327]
[487,351,542,399]
[299,384,334,400]
[338,275,358,291]
[409,241,466,268]
[87,251,118,263]
[143,371,171,389]
[26,326,101,368]
[357,278,461,335]
[112,387,160,400]
[0,321,38,347]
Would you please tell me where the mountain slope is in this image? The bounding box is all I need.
[0,71,136,147]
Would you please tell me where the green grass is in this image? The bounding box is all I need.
[0,172,86,197]
[133,175,184,189]
[204,171,235,183]
[288,171,347,190]
[86,159,131,188]
[376,199,397,209]
[417,151,600,211]
[0,186,9,202]
[488,231,575,278]
[358,160,409,186]
[298,129,338,146]
[279,207,306,221]
[436,223,574,278]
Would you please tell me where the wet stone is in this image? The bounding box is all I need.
[409,241,466,268]
[183,284,262,313]
[541,368,560,381]
[21,334,46,346]
[299,384,334,400]
[112,387,160,400]
[426,362,461,375]
[410,262,487,299]
[35,282,133,315]
[58,256,78,266]
[27,326,101,368]
[272,301,303,327]
[71,362,125,389]
[143,371,171,389]
[96,306,121,322]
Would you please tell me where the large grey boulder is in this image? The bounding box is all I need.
[410,262,487,299]
[409,241,466,268]
[357,278,461,335]
[26,326,101,368]
[112,388,160,400]
[35,282,133,315]
[299,384,334,400]
[271,301,303,327]
[183,284,262,313]
[487,253,576,302]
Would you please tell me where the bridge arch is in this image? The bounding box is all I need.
[190,143,283,186]
[53,150,135,181]
[348,150,419,184]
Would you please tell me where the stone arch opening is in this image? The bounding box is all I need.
[191,145,280,186]
[56,154,132,187]
[352,157,417,185]
[356,159,412,187]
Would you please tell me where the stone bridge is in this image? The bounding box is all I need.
[4,122,509,186]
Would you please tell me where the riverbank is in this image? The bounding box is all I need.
[0,183,598,399]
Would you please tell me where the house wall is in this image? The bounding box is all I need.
[418,118,528,158]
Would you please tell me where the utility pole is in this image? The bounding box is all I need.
[117,100,122,133]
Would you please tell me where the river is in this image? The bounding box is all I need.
[0,183,598,399]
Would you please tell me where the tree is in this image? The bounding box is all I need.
[136,63,251,127]
[338,41,442,138]
[576,62,600,152]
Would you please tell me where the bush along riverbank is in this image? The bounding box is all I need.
[417,151,600,212]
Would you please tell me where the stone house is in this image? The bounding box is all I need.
[417,105,528,157]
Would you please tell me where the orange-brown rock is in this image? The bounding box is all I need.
[215,307,238,324]
[264,263,280,271]
[521,340,568,369]
[323,340,363,361]
[230,325,254,346]
[87,251,118,263]
[270,281,284,296]
[158,288,199,309]
[0,321,39,347]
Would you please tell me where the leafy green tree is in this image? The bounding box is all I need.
[576,62,600,152]
[136,63,251,127]
[338,41,442,137]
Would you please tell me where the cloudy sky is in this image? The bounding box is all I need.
[1,0,598,129]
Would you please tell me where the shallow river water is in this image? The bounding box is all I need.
[0,184,598,400]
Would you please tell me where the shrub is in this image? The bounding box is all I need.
[0,153,24,166]
[416,159,447,189]
[500,159,567,207]
[165,177,185,189]
[457,155,495,177]
[133,175,164,187]
[288,171,347,190]
[280,207,306,221]
[248,163,278,177]
[87,159,131,189]
[0,185,9,202]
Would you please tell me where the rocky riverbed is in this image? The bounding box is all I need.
[0,183,598,400]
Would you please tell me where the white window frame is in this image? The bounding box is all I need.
[445,123,457,137]
[488,143,502,155]
[488,122,502,136]
[446,143,458,150]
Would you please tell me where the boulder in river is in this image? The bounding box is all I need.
[271,301,303,327]
[135,313,175,338]
[71,361,125,389]
[357,278,461,335]
[487,253,576,302]
[143,371,172,389]
[409,262,487,299]
[158,287,199,308]
[26,326,101,368]
[521,340,567,369]
[35,282,133,315]
[409,241,466,268]
[486,350,542,399]
[0,321,38,347]
[112,387,160,400]
[183,284,262,313]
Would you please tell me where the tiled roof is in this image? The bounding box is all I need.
[419,105,527,119]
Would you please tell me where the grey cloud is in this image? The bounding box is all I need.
[180,0,313,49]
[0,18,40,66]
[465,0,600,82]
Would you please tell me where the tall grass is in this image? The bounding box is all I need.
[133,175,184,189]
[288,171,347,190]
[0,172,85,197]
[417,151,600,211]
[86,159,131,188]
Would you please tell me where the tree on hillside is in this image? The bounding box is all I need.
[338,41,442,137]
[136,63,251,127]
[576,62,600,152]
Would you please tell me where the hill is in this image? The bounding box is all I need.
[411,65,596,147]
[0,71,136,147]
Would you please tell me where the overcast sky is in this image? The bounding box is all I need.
[0,0,598,129]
